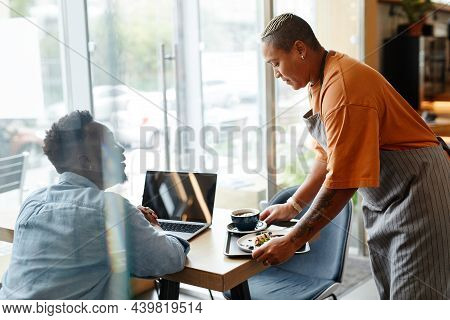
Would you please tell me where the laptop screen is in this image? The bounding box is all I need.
[142,171,217,224]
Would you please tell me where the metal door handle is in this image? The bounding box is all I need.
[160,43,175,170]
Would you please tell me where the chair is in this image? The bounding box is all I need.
[226,185,352,300]
[0,152,28,203]
[0,152,28,243]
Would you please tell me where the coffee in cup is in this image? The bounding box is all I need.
[231,208,260,231]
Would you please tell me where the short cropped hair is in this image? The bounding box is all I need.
[261,13,320,52]
[43,110,93,173]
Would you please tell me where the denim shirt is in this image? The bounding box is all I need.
[0,172,189,300]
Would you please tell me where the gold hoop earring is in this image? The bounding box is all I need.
[301,56,305,60]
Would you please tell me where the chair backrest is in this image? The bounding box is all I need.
[269,185,352,282]
[0,153,28,203]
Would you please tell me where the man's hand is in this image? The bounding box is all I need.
[252,234,299,266]
[137,205,160,227]
[260,203,298,226]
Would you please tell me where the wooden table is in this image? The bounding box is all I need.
[159,208,268,300]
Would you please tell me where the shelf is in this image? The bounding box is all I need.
[378,0,450,13]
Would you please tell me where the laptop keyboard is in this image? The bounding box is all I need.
[160,222,204,233]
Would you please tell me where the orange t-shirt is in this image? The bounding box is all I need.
[310,51,439,189]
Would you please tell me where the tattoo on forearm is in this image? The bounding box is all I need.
[290,189,338,244]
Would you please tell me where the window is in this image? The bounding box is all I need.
[86,0,365,210]
[87,0,268,209]
[87,0,178,199]
[199,0,267,209]
[0,0,65,195]
[87,0,177,148]
[2,0,364,211]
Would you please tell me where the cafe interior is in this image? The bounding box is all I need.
[0,0,449,300]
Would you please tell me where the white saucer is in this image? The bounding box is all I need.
[226,220,267,234]
[237,229,290,253]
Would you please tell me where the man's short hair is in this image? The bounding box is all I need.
[43,110,93,173]
[261,13,320,52]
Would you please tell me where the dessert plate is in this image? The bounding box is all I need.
[237,229,290,253]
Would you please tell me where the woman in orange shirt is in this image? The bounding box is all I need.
[253,13,450,299]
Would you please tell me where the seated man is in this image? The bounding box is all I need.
[0,110,189,299]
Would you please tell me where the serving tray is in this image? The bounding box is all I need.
[223,220,310,257]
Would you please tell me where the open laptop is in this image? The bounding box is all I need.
[142,171,217,241]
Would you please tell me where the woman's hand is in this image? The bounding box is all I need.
[252,234,299,266]
[137,205,160,227]
[259,203,298,226]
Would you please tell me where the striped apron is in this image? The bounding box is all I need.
[303,109,450,299]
